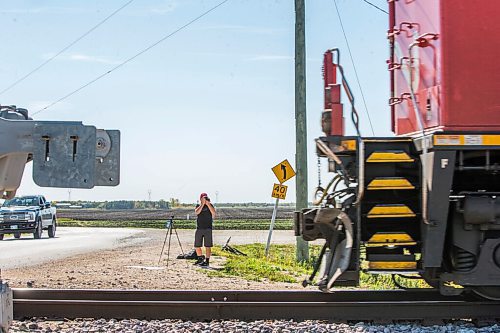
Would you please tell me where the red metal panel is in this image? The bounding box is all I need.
[441,1,500,130]
[323,51,344,136]
[323,51,337,87]
[330,103,344,136]
[390,0,500,135]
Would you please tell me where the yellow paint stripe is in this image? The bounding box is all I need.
[366,232,416,247]
[367,178,415,190]
[366,242,417,248]
[433,134,500,146]
[363,139,413,142]
[368,261,417,270]
[367,205,416,218]
[366,151,414,163]
[341,139,357,151]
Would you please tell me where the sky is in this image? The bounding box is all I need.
[1,0,391,204]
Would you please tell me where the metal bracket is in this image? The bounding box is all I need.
[33,122,97,188]
[95,129,120,186]
[413,33,439,48]
[389,93,412,106]
[0,108,120,197]
[387,22,420,39]
[387,56,409,71]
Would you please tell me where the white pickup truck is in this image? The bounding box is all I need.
[0,195,57,240]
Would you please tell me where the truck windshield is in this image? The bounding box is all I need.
[3,197,38,207]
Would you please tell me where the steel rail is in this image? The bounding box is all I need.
[13,289,500,322]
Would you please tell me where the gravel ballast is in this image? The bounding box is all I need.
[8,318,500,333]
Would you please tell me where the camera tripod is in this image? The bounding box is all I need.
[157,216,185,267]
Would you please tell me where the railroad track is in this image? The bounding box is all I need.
[12,289,500,322]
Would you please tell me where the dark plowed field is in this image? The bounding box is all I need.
[58,207,295,221]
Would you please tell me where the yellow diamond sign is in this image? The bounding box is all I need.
[271,183,288,200]
[272,159,296,184]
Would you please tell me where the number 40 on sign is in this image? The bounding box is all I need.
[271,183,287,200]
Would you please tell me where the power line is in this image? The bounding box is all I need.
[361,0,388,14]
[33,0,231,115]
[333,0,375,136]
[0,0,135,97]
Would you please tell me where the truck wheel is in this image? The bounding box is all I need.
[33,220,42,239]
[48,218,57,238]
[0,234,3,240]
[14,232,21,239]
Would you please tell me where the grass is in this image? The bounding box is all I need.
[208,243,431,289]
[208,244,322,283]
[57,218,294,230]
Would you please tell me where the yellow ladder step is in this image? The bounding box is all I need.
[366,151,414,163]
[368,261,417,270]
[366,232,417,247]
[367,177,415,190]
[367,204,416,218]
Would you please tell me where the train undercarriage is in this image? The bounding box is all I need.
[295,133,500,299]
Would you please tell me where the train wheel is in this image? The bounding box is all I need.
[471,286,500,300]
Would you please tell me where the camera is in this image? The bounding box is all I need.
[205,197,210,201]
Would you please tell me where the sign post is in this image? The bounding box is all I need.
[266,160,295,257]
[265,197,280,257]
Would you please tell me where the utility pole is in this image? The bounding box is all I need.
[295,0,309,262]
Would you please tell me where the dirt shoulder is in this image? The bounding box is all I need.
[2,228,315,290]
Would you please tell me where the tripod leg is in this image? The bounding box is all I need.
[157,225,171,266]
[173,227,185,255]
[166,226,173,268]
[173,227,188,267]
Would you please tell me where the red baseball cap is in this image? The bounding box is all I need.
[199,193,208,200]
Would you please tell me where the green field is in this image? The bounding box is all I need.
[58,218,293,230]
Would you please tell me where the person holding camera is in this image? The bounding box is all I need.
[193,192,216,267]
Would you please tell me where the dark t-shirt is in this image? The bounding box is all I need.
[196,204,213,229]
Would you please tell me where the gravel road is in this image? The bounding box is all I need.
[0,227,306,269]
[2,228,312,290]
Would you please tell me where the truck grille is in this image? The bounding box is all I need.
[3,213,26,221]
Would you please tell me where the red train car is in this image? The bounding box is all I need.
[389,0,500,135]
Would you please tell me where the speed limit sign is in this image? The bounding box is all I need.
[271,183,288,200]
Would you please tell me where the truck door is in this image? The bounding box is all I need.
[39,196,51,226]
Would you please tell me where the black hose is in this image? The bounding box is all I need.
[16,108,29,120]
[302,242,328,287]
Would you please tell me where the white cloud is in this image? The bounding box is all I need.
[42,53,121,65]
[148,2,178,15]
[68,54,121,65]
